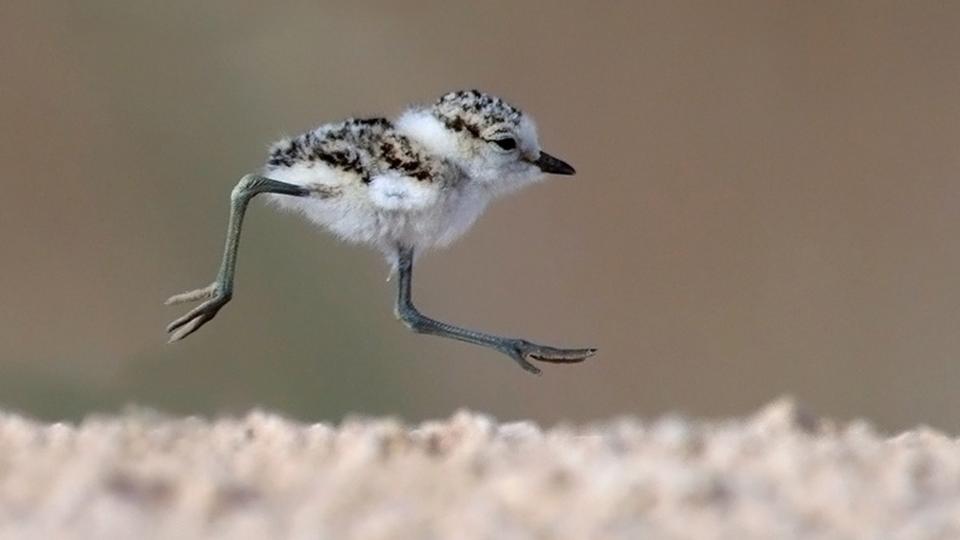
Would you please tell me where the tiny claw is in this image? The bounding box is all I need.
[498,339,597,375]
[167,312,211,343]
[165,285,230,342]
[521,363,543,376]
[165,283,218,305]
[530,347,597,364]
[501,340,595,374]
[514,354,543,375]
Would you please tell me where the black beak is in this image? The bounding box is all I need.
[534,151,576,175]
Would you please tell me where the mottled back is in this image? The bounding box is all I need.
[266,118,446,184]
[431,90,524,138]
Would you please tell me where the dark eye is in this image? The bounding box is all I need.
[491,137,517,151]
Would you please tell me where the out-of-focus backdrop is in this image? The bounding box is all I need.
[3,2,960,432]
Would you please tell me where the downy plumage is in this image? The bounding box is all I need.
[166,90,595,374]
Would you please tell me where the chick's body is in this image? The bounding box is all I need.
[263,90,549,258]
[264,117,484,256]
[165,90,594,372]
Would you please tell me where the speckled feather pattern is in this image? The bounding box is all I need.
[266,118,446,184]
[261,90,550,261]
[433,89,523,138]
[165,90,591,364]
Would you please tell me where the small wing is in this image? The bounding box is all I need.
[368,173,439,211]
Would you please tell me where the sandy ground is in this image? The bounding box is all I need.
[0,399,958,540]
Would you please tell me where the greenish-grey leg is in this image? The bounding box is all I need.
[165,174,310,342]
[393,245,597,374]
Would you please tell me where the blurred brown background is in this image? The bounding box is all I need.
[2,2,960,432]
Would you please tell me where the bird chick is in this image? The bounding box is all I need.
[166,90,595,374]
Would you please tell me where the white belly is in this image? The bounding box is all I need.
[265,163,492,254]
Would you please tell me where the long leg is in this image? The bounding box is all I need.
[393,245,596,374]
[165,174,310,342]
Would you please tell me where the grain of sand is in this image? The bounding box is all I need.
[0,398,957,539]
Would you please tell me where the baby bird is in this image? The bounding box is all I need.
[166,90,596,374]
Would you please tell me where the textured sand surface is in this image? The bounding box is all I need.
[0,399,958,540]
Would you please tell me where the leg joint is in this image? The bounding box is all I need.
[396,304,428,332]
[231,174,262,202]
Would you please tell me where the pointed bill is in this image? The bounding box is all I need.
[534,151,575,175]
